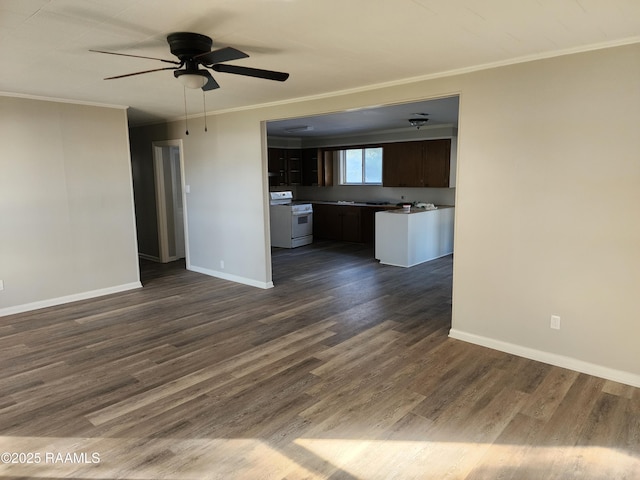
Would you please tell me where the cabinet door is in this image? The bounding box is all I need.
[312,204,329,239]
[341,206,362,243]
[313,204,363,242]
[423,139,451,188]
[360,207,377,244]
[313,204,342,240]
[268,148,286,186]
[301,148,319,186]
[383,142,424,187]
[286,149,302,185]
[319,150,334,186]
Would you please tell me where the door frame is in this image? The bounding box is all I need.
[152,140,190,265]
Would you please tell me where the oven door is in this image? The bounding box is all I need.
[291,211,313,239]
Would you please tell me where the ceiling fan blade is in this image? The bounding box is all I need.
[90,49,181,65]
[104,66,179,80]
[211,63,289,82]
[194,46,249,65]
[201,70,220,91]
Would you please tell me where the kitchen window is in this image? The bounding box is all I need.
[339,147,383,185]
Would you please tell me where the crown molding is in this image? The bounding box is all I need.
[134,36,640,128]
[0,91,129,111]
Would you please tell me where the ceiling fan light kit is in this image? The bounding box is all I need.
[174,71,208,89]
[92,31,289,133]
[92,31,289,91]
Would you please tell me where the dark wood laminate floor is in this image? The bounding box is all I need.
[0,241,638,479]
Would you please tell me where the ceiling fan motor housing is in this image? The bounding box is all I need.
[167,32,213,60]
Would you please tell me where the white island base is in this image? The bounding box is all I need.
[375,206,454,267]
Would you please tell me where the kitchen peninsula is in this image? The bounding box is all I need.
[375,206,454,267]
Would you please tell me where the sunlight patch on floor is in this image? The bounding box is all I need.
[294,438,640,479]
[1,435,638,479]
[0,436,312,479]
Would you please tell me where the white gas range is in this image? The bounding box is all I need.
[269,191,313,248]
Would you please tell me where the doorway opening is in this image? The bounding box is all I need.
[265,95,459,286]
[152,140,189,265]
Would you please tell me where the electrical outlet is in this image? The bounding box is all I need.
[220,260,225,269]
[0,280,4,291]
[550,315,561,330]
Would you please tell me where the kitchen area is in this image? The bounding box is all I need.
[267,96,458,268]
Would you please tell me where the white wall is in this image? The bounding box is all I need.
[131,111,274,288]
[130,42,640,386]
[449,44,640,386]
[0,96,140,315]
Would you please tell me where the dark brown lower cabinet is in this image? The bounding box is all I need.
[313,204,396,244]
[313,204,360,242]
[340,207,361,243]
[313,204,342,241]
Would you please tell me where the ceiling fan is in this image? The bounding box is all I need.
[91,32,289,91]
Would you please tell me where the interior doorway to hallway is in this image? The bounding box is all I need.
[152,140,189,265]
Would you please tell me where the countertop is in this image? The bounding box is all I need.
[383,205,454,214]
[306,200,454,211]
[305,200,400,208]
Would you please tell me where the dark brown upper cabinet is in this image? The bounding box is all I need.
[382,139,451,188]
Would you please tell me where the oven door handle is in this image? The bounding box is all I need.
[292,211,312,216]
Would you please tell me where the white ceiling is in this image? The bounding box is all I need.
[1,0,639,127]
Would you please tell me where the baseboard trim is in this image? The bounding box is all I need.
[188,265,274,290]
[0,282,143,317]
[379,251,453,268]
[138,253,161,262]
[448,328,640,389]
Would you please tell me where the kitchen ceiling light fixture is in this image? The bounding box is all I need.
[284,125,314,133]
[409,118,429,129]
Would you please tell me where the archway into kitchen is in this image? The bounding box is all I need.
[265,96,459,326]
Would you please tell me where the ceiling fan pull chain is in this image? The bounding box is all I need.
[202,90,208,132]
[183,86,189,135]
